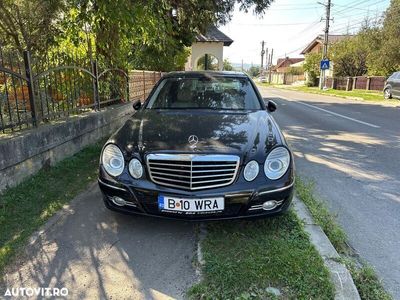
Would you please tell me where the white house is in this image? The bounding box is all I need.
[185,26,233,71]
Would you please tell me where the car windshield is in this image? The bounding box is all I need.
[146,76,262,110]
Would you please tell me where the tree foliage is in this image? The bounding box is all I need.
[287,66,304,75]
[223,59,234,71]
[196,54,219,70]
[329,0,400,77]
[0,0,65,55]
[0,0,275,70]
[303,53,320,86]
[247,66,260,77]
[330,36,368,77]
[367,0,400,76]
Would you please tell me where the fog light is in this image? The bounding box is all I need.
[112,196,126,206]
[262,200,278,211]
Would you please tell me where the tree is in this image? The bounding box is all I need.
[223,59,234,71]
[0,0,276,70]
[330,36,368,77]
[196,54,219,70]
[0,0,65,55]
[367,0,400,76]
[287,66,304,75]
[303,53,320,86]
[247,66,260,77]
[72,0,276,69]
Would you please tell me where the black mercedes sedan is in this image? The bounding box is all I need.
[98,71,294,220]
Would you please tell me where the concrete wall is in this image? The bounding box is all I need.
[0,103,133,193]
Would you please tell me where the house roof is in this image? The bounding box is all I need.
[195,25,233,46]
[276,57,304,69]
[300,34,352,54]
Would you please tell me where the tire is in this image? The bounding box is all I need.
[384,87,392,99]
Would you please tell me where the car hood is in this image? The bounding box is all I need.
[110,109,281,160]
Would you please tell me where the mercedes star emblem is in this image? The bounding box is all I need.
[188,135,199,148]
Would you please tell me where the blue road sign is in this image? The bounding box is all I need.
[320,59,330,70]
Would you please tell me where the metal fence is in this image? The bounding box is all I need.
[0,45,161,133]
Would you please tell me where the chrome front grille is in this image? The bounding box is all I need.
[146,154,240,190]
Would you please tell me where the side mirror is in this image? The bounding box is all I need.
[132,100,142,110]
[267,100,277,113]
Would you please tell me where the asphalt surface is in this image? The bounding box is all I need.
[1,183,198,299]
[260,86,400,299]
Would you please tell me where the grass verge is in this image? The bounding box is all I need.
[295,177,348,253]
[280,86,399,104]
[188,211,335,299]
[296,176,392,300]
[0,141,103,275]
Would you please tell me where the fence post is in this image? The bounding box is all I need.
[352,77,357,90]
[142,70,146,102]
[346,77,352,91]
[153,71,156,84]
[126,72,130,102]
[366,76,371,90]
[92,60,100,110]
[23,50,37,127]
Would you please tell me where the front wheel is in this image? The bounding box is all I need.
[384,87,392,99]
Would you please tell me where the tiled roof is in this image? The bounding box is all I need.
[195,25,233,46]
[276,57,304,69]
[300,34,353,54]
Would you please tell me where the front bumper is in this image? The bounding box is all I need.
[98,167,294,221]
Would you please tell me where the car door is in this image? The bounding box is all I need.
[392,72,400,97]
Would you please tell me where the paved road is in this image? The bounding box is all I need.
[1,183,198,299]
[260,87,400,299]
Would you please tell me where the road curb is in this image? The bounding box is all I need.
[293,197,361,300]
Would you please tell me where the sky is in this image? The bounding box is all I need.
[219,0,391,66]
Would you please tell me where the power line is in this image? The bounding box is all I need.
[266,6,321,11]
[330,14,383,33]
[236,21,317,26]
[333,0,389,12]
[333,0,387,14]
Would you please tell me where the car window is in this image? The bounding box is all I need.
[146,77,262,110]
[389,72,400,80]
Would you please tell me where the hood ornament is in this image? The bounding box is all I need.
[188,135,199,149]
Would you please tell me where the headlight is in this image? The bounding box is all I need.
[264,147,290,180]
[129,158,143,179]
[243,160,259,181]
[102,144,125,177]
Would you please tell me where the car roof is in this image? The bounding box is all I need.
[163,71,249,79]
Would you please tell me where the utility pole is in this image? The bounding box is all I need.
[241,59,244,72]
[319,0,332,89]
[268,48,274,84]
[265,48,269,72]
[261,41,265,73]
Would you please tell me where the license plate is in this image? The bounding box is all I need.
[158,195,224,213]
